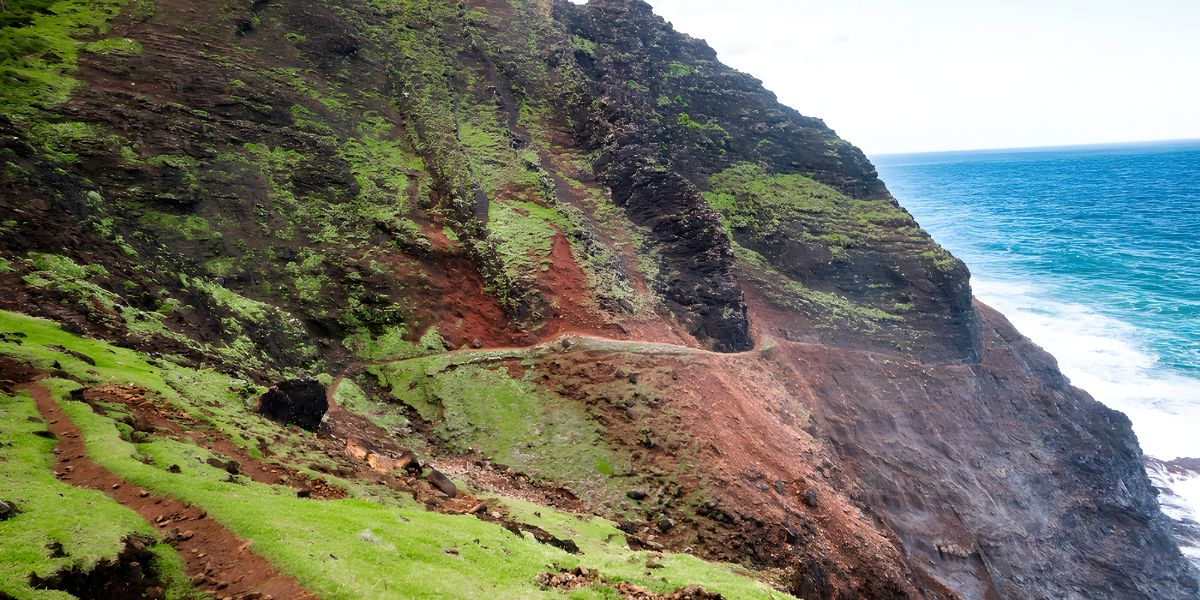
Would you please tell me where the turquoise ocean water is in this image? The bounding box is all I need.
[875,141,1200,554]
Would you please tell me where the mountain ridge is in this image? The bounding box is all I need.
[0,0,1196,598]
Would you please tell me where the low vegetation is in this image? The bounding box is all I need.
[0,310,789,599]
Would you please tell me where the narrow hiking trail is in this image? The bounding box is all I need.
[22,381,316,600]
[326,331,725,402]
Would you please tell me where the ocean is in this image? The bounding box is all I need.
[874,140,1200,561]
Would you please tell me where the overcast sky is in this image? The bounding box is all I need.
[572,0,1200,155]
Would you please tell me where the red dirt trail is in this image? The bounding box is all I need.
[23,381,316,600]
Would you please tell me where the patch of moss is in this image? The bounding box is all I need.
[663,61,693,79]
[676,113,723,133]
[138,211,219,241]
[29,120,99,162]
[571,33,597,57]
[82,36,142,55]
[487,199,562,282]
[339,116,428,243]
[21,252,120,312]
[283,248,328,304]
[458,105,540,197]
[0,0,128,120]
[343,324,444,362]
[203,256,237,278]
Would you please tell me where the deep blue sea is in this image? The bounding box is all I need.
[875,141,1200,541]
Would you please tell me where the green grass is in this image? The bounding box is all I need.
[0,387,192,600]
[0,310,321,469]
[368,351,629,503]
[0,310,789,599]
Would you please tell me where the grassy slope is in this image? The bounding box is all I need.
[0,388,192,600]
[0,310,790,599]
[367,353,628,502]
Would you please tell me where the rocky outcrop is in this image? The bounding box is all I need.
[569,0,977,361]
[597,152,752,352]
[254,379,327,432]
[1145,456,1200,568]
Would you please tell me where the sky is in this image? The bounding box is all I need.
[570,0,1200,154]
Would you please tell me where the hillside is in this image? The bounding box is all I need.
[1,0,1197,598]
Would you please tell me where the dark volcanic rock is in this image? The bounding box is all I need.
[254,379,328,432]
[426,467,457,498]
[790,303,1200,599]
[599,159,752,352]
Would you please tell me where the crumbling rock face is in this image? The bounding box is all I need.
[254,379,327,432]
[568,0,977,360]
[599,157,752,352]
[785,304,1200,599]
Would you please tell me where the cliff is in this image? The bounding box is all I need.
[0,0,1195,598]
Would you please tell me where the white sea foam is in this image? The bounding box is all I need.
[973,276,1200,460]
[972,275,1200,556]
[1144,460,1200,563]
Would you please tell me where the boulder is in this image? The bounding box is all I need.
[427,467,457,498]
[253,379,328,432]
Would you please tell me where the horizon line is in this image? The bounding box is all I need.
[870,136,1200,158]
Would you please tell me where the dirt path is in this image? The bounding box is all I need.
[81,385,345,500]
[23,382,317,600]
[326,331,726,400]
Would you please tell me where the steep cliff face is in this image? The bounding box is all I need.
[0,0,1195,598]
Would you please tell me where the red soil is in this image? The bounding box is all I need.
[421,253,524,349]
